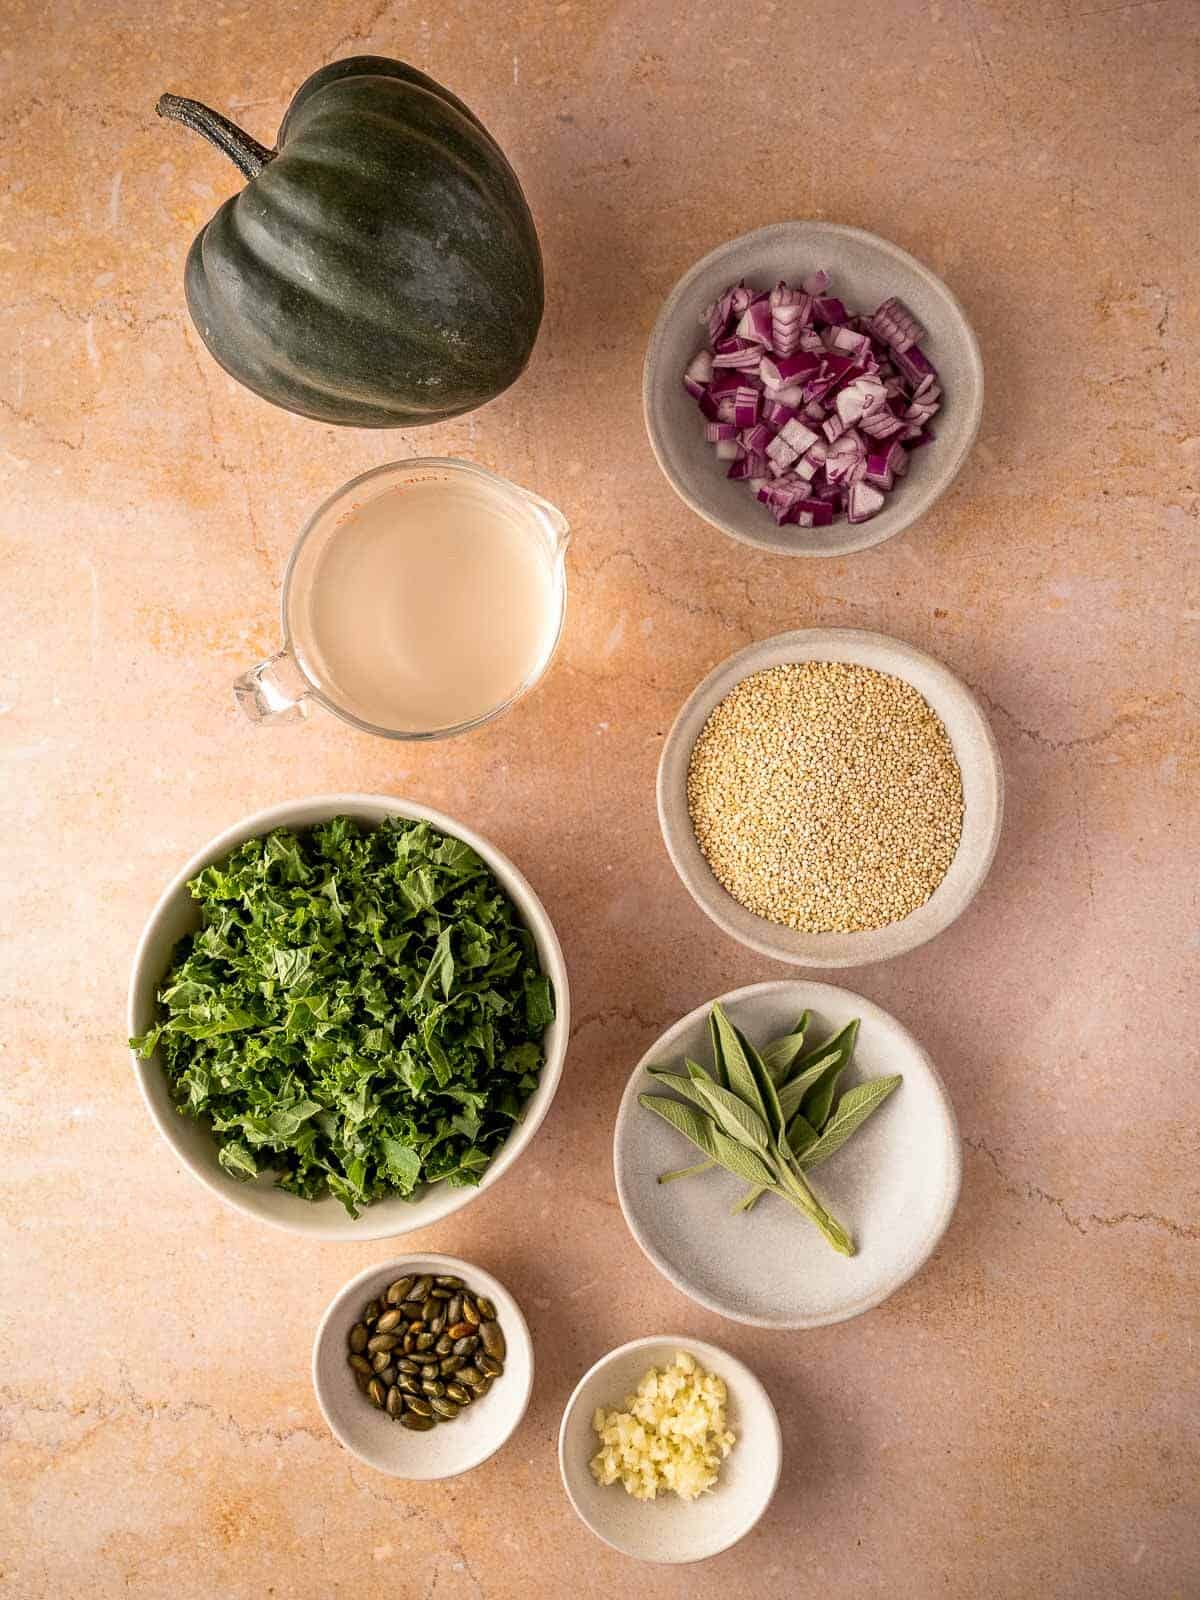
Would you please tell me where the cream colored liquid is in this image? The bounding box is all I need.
[294,477,559,733]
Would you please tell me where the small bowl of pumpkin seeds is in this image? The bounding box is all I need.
[312,1254,533,1479]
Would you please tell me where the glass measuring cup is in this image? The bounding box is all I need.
[234,459,569,739]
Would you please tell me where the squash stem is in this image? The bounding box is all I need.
[156,94,275,179]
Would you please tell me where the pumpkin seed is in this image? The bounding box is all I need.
[349,1322,369,1354]
[405,1396,433,1418]
[403,1332,417,1354]
[429,1286,453,1300]
[477,1353,503,1378]
[398,1375,422,1396]
[415,1332,435,1352]
[363,1300,382,1326]
[398,1300,425,1320]
[475,1296,497,1321]
[370,1350,393,1374]
[473,1376,492,1399]
[431,1397,460,1419]
[410,1275,434,1302]
[452,1335,479,1357]
[445,1381,471,1404]
[461,1297,481,1326]
[401,1411,435,1432]
[435,1334,453,1356]
[445,1295,463,1326]
[366,1378,386,1408]
[427,1313,446,1336]
[439,1356,464,1376]
[375,1308,404,1333]
[447,1322,473,1341]
[348,1354,372,1376]
[480,1321,506,1361]
[420,1297,438,1322]
[458,1365,486,1389]
[420,1361,440,1379]
[386,1276,414,1306]
[367,1333,400,1355]
[435,1275,464,1289]
[396,1357,420,1375]
[420,1379,445,1398]
[386,1386,404,1419]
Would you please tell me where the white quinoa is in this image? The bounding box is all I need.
[686,661,964,934]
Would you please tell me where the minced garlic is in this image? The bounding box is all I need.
[588,1350,736,1501]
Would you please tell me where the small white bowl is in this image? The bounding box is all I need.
[127,794,570,1238]
[658,628,1003,967]
[614,982,961,1329]
[644,220,983,557]
[558,1335,781,1563]
[313,1254,533,1479]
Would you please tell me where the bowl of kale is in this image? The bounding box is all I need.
[128,795,569,1238]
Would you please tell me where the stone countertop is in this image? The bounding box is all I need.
[1,3,1196,1596]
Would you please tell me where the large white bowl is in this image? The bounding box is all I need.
[558,1335,781,1563]
[127,794,570,1238]
[644,221,983,557]
[313,1254,533,1479]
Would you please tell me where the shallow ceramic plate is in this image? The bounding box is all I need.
[127,794,570,1239]
[643,220,983,556]
[313,1254,533,1479]
[614,981,960,1328]
[658,628,1003,967]
[558,1335,781,1563]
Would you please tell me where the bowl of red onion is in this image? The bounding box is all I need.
[643,222,983,557]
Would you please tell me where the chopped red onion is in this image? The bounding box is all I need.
[812,297,848,326]
[733,386,761,428]
[847,482,885,523]
[870,296,925,355]
[684,268,942,534]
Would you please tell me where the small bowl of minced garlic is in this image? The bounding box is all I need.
[557,1338,781,1562]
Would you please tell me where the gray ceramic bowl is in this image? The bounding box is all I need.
[643,221,983,556]
[614,981,961,1328]
[558,1335,781,1562]
[313,1254,533,1479]
[128,794,570,1239]
[658,629,1003,967]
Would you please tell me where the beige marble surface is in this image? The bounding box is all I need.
[2,2,1197,1595]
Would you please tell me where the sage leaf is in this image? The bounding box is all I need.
[787,1110,820,1157]
[712,1005,782,1139]
[693,1078,773,1153]
[639,1093,719,1162]
[646,1067,719,1118]
[684,1057,714,1083]
[642,1092,777,1190]
[708,1011,729,1090]
[762,1009,811,1081]
[777,1052,841,1124]
[707,1127,779,1189]
[800,1075,902,1169]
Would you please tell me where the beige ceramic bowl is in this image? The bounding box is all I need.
[313,1254,533,1479]
[127,794,570,1239]
[558,1335,781,1562]
[658,629,1003,966]
[614,981,961,1328]
[643,221,983,556]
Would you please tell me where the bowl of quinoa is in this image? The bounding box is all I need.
[657,629,1003,966]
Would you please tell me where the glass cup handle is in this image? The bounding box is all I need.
[233,648,310,726]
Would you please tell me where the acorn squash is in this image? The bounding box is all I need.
[158,56,544,427]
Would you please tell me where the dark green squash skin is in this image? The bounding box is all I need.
[173,57,543,427]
